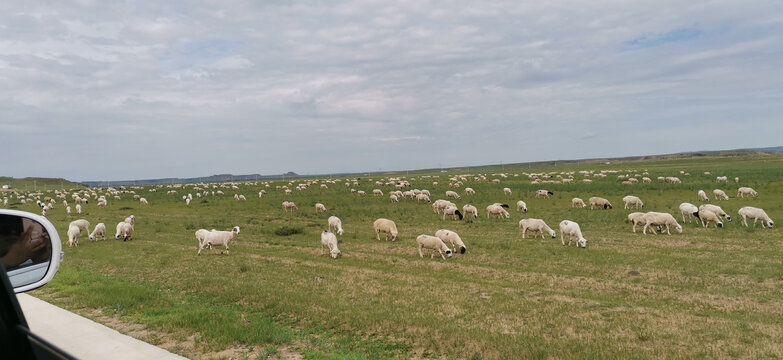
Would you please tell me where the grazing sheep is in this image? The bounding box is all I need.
[67,225,81,247]
[465,188,476,195]
[196,226,240,255]
[738,206,773,228]
[698,209,724,228]
[558,220,587,248]
[519,218,556,239]
[69,219,91,234]
[373,189,384,196]
[416,234,452,260]
[442,205,463,220]
[535,190,554,197]
[571,198,586,208]
[124,215,135,225]
[699,204,732,222]
[516,200,528,212]
[435,229,466,254]
[697,190,709,202]
[139,197,148,204]
[503,188,512,195]
[356,190,366,196]
[320,230,342,259]
[622,195,644,209]
[115,221,134,241]
[373,218,398,241]
[89,223,106,241]
[462,204,479,218]
[185,198,191,206]
[716,176,728,183]
[486,204,510,219]
[642,212,682,235]
[389,194,399,203]
[626,212,648,233]
[737,187,758,198]
[324,216,345,235]
[713,189,729,201]
[75,204,82,215]
[416,194,431,203]
[734,177,740,183]
[588,197,613,210]
[282,201,298,212]
[315,203,327,213]
[679,203,700,223]
[445,190,461,199]
[66,206,71,215]
[432,199,456,214]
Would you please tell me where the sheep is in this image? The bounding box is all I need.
[588,197,613,210]
[503,188,512,195]
[432,199,456,214]
[282,201,298,212]
[185,198,191,206]
[320,230,342,259]
[442,205,463,220]
[699,204,732,222]
[464,188,476,195]
[737,187,758,198]
[124,215,135,225]
[734,177,740,183]
[373,189,384,196]
[67,225,82,247]
[558,220,587,248]
[328,216,345,235]
[519,218,556,239]
[716,176,728,183]
[642,212,682,235]
[373,218,398,241]
[571,197,586,208]
[622,195,644,209]
[416,234,452,260]
[76,204,82,215]
[516,200,527,213]
[486,204,510,219]
[435,229,466,254]
[738,207,773,228]
[89,223,107,241]
[713,189,729,201]
[462,204,478,218]
[535,189,554,198]
[69,219,91,234]
[698,209,724,228]
[315,203,327,213]
[139,197,148,205]
[697,190,709,202]
[445,190,461,199]
[66,206,71,215]
[416,194,431,203]
[389,194,399,203]
[115,221,134,241]
[679,203,700,223]
[196,226,240,255]
[626,212,648,233]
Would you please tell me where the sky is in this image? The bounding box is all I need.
[1,1,782,182]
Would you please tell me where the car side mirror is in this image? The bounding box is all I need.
[0,210,63,293]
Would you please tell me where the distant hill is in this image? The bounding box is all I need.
[79,172,303,187]
[0,177,85,191]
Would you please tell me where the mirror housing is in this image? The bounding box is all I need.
[0,209,63,293]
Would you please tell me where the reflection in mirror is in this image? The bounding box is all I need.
[0,214,53,287]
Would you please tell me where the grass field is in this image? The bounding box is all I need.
[9,154,783,359]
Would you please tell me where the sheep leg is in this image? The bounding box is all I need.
[521,228,527,239]
[439,250,446,260]
[418,246,424,258]
[665,225,671,235]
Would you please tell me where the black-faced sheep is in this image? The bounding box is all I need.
[416,234,452,260]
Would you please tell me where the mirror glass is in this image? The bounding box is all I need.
[0,214,53,288]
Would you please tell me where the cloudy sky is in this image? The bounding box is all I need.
[2,1,782,181]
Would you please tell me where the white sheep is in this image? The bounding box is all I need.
[196,226,240,255]
[486,204,510,219]
[519,218,556,239]
[124,215,135,225]
[416,194,431,203]
[389,194,399,203]
[282,201,298,212]
[738,206,774,228]
[736,187,758,198]
[697,190,709,202]
[89,223,106,241]
[67,225,81,247]
[679,203,699,223]
[115,221,134,241]
[328,216,345,235]
[442,205,463,220]
[373,218,398,241]
[462,204,479,218]
[320,230,342,259]
[626,212,647,233]
[716,176,728,183]
[445,190,461,199]
[373,189,384,196]
[69,219,91,234]
[558,220,587,248]
[503,188,512,195]
[698,204,732,222]
[713,189,729,201]
[432,199,456,214]
[416,234,452,260]
[622,195,644,209]
[66,206,71,215]
[535,189,554,197]
[589,197,613,210]
[315,203,327,213]
[516,200,527,213]
[571,198,586,208]
[185,198,191,206]
[139,197,148,204]
[698,209,724,228]
[76,204,82,215]
[642,212,682,235]
[435,229,466,254]
[464,188,476,195]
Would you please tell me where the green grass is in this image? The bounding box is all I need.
[18,153,783,359]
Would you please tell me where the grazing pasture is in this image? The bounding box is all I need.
[11,155,783,359]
